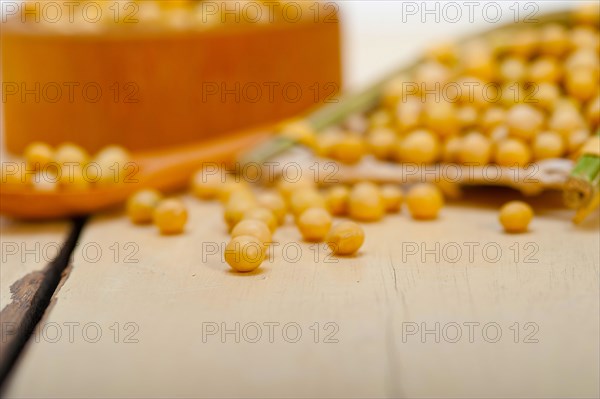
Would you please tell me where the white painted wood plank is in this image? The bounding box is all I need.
[4,189,598,398]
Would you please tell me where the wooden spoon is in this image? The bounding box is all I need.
[0,128,271,220]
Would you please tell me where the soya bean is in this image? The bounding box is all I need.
[231,219,272,247]
[325,185,350,216]
[532,131,565,160]
[153,198,188,235]
[349,182,385,222]
[297,207,332,242]
[406,183,444,220]
[381,184,403,213]
[499,201,533,233]
[326,221,365,256]
[394,129,440,164]
[24,142,53,170]
[127,189,163,224]
[224,235,266,273]
[458,132,492,165]
[494,138,532,167]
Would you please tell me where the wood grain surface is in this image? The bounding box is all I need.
[0,218,75,384]
[3,188,598,398]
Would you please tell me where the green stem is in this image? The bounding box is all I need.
[238,136,296,166]
[238,79,386,166]
[564,131,600,209]
[306,80,386,130]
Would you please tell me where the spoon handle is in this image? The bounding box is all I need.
[135,128,272,192]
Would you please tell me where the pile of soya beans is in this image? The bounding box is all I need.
[288,8,599,170]
[3,142,131,191]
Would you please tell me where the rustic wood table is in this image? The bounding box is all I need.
[1,188,598,398]
[1,2,598,397]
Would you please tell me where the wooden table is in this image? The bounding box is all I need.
[2,2,598,397]
[1,187,598,398]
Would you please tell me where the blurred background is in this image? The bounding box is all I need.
[0,0,588,154]
[1,2,599,398]
[341,0,574,89]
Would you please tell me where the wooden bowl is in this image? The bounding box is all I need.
[1,2,341,153]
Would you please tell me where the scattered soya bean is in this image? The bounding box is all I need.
[153,198,188,235]
[231,219,272,247]
[224,235,266,273]
[297,207,332,242]
[406,183,444,220]
[325,185,350,216]
[499,201,534,233]
[127,189,163,224]
[24,142,53,170]
[380,184,403,213]
[54,142,89,167]
[326,221,365,256]
[348,182,385,222]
